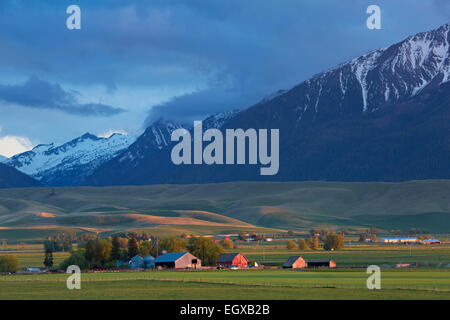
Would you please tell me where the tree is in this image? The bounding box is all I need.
[0,255,19,273]
[44,249,53,268]
[323,233,345,251]
[287,230,295,237]
[60,249,89,270]
[297,238,309,250]
[128,235,139,259]
[83,239,112,266]
[308,237,319,250]
[221,239,233,249]
[187,237,224,266]
[139,240,154,257]
[160,236,186,253]
[95,239,112,265]
[111,235,121,261]
[286,240,298,249]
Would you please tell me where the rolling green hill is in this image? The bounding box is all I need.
[0,180,449,241]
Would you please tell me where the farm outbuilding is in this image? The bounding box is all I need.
[306,259,336,268]
[282,256,307,269]
[153,252,201,270]
[216,253,248,268]
[381,237,419,244]
[130,255,144,269]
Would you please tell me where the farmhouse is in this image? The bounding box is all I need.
[153,252,201,270]
[216,253,248,268]
[306,259,336,268]
[282,256,306,269]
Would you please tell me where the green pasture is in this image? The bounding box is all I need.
[0,269,449,300]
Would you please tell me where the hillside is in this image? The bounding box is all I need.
[0,181,448,239]
[0,163,41,189]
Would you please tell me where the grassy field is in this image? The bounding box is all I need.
[0,269,449,300]
[1,238,449,300]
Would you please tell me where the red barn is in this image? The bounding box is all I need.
[282,256,307,269]
[217,253,248,268]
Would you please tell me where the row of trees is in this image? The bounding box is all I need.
[286,233,345,251]
[59,235,225,270]
[43,237,73,252]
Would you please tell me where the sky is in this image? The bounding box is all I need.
[0,0,449,157]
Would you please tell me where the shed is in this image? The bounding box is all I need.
[282,256,306,269]
[153,252,201,270]
[381,237,419,244]
[306,259,336,268]
[216,253,248,268]
[130,255,144,269]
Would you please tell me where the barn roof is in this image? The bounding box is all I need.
[217,253,243,263]
[154,252,187,263]
[131,255,144,262]
[144,255,155,261]
[283,256,303,267]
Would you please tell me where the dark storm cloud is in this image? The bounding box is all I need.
[0,77,125,116]
[143,85,266,126]
[0,0,448,126]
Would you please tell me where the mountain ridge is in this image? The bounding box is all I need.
[0,163,41,188]
[84,23,450,186]
[5,132,135,186]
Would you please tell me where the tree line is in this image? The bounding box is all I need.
[58,234,224,270]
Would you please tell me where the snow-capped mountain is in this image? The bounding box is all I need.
[116,119,182,166]
[84,119,183,185]
[87,23,450,185]
[286,23,450,120]
[6,133,134,186]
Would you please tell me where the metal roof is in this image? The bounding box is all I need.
[154,252,187,263]
[217,253,241,263]
[283,256,304,267]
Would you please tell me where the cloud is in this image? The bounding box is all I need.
[0,0,448,133]
[98,129,129,138]
[0,135,33,158]
[144,85,266,126]
[0,76,126,116]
